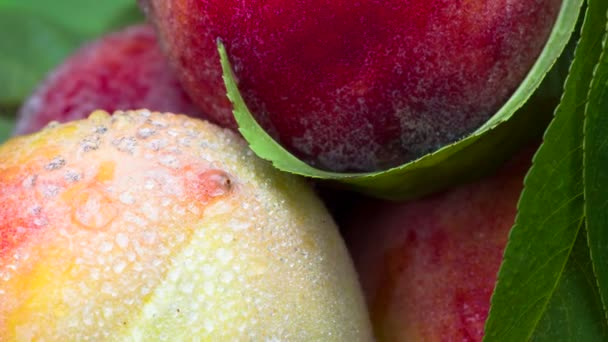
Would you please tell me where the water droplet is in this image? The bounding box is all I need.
[45,156,66,170]
[159,155,180,169]
[22,175,37,188]
[150,119,169,129]
[103,307,113,318]
[142,231,157,245]
[144,179,156,190]
[215,248,233,264]
[147,139,168,151]
[178,137,192,147]
[113,261,127,274]
[203,282,215,296]
[137,127,156,139]
[202,264,216,277]
[72,189,117,229]
[44,121,60,130]
[99,241,113,253]
[138,109,152,118]
[112,137,137,154]
[64,170,81,183]
[220,271,234,284]
[119,192,135,205]
[142,201,159,222]
[42,184,61,198]
[124,212,146,227]
[33,217,48,227]
[229,219,250,231]
[95,126,108,134]
[28,205,41,216]
[198,170,232,198]
[180,282,194,294]
[247,259,268,277]
[116,233,129,249]
[81,135,101,152]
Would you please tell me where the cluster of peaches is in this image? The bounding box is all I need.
[0,0,561,340]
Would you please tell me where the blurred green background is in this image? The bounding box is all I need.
[0,0,144,142]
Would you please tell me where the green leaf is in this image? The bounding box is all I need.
[484,0,608,339]
[0,1,145,122]
[531,227,608,341]
[106,4,146,31]
[0,0,137,38]
[0,11,81,107]
[220,0,584,200]
[583,5,608,318]
[0,116,14,144]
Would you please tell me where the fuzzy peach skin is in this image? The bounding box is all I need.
[141,0,560,172]
[14,24,201,136]
[0,110,372,340]
[343,147,533,341]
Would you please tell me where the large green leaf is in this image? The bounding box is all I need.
[530,227,608,341]
[0,11,80,107]
[0,116,13,144]
[0,1,145,135]
[0,0,136,38]
[220,0,584,200]
[583,6,608,318]
[484,0,608,340]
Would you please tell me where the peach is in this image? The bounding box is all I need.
[141,0,560,171]
[343,147,533,340]
[14,24,200,136]
[0,110,372,340]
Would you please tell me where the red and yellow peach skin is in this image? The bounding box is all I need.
[0,110,372,340]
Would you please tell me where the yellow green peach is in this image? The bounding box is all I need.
[0,110,372,340]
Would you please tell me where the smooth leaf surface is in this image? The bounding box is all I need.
[0,0,136,38]
[0,1,144,135]
[584,6,608,318]
[0,11,80,107]
[220,0,583,199]
[484,0,608,340]
[0,116,13,144]
[531,227,608,341]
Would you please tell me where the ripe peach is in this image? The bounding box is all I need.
[14,24,200,136]
[0,110,372,340]
[343,147,533,340]
[141,0,560,171]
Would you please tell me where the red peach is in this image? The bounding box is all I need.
[343,147,533,340]
[141,0,560,171]
[14,24,201,135]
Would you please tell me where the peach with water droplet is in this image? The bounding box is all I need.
[0,110,372,340]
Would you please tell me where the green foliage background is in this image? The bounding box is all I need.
[0,0,143,141]
[1,0,607,340]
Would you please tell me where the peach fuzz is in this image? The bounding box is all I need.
[141,0,561,172]
[0,110,372,340]
[14,24,200,136]
[343,147,534,341]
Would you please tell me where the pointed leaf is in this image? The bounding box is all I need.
[531,227,608,341]
[484,0,608,339]
[583,4,608,318]
[220,0,583,199]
